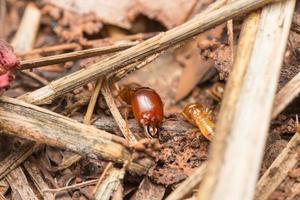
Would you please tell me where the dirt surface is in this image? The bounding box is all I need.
[150,127,209,185]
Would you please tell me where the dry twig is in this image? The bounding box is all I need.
[286,182,300,200]
[21,70,49,85]
[11,3,41,52]
[272,71,300,118]
[0,193,6,200]
[83,78,104,125]
[43,179,98,193]
[20,42,138,70]
[93,162,113,195]
[17,43,80,57]
[102,80,138,144]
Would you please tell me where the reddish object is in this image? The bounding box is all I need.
[119,84,164,138]
[0,40,20,94]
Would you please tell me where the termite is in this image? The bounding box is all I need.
[118,83,164,138]
[182,103,215,141]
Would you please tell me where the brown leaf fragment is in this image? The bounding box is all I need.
[43,0,136,29]
[175,40,214,101]
[136,0,198,28]
[43,0,198,30]
[210,44,233,80]
[130,177,165,200]
[42,5,103,42]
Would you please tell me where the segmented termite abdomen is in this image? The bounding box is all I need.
[182,103,215,141]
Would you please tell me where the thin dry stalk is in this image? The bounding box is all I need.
[22,70,49,85]
[286,182,300,200]
[0,193,6,200]
[93,162,113,194]
[198,0,296,199]
[272,71,300,118]
[20,42,138,70]
[11,3,41,52]
[102,80,138,144]
[0,0,6,38]
[226,0,234,61]
[227,19,234,61]
[43,179,98,193]
[167,65,300,199]
[17,43,80,57]
[83,78,104,124]
[81,32,158,46]
[19,0,278,105]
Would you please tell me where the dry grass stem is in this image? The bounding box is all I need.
[102,80,138,144]
[83,78,104,125]
[20,42,138,70]
[43,179,98,193]
[272,72,300,118]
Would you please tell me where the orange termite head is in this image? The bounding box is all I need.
[182,103,205,125]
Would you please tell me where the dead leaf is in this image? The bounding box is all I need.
[43,0,136,29]
[130,177,165,200]
[211,44,233,80]
[174,24,225,101]
[45,146,63,165]
[43,0,198,30]
[175,41,214,101]
[135,0,198,28]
